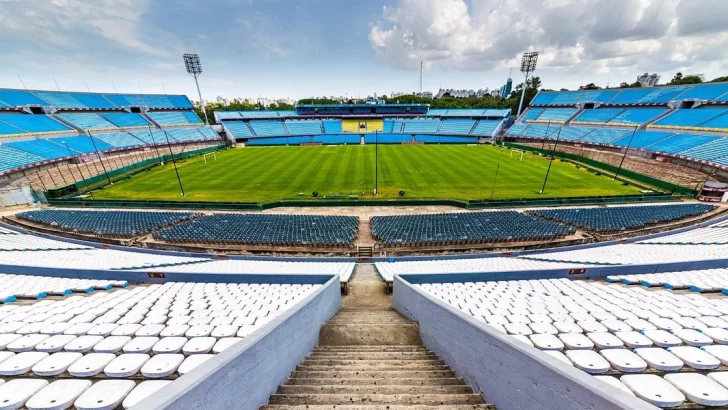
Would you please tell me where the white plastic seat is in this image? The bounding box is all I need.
[529,334,563,351]
[67,353,116,377]
[141,354,184,378]
[0,352,48,375]
[577,321,607,333]
[0,379,49,410]
[620,374,685,408]
[135,324,166,337]
[614,332,653,349]
[166,316,191,325]
[552,321,582,334]
[504,323,532,336]
[178,354,214,375]
[104,354,150,378]
[641,330,682,347]
[529,323,558,335]
[664,373,728,407]
[564,350,610,374]
[152,337,188,354]
[601,320,632,333]
[674,316,708,330]
[702,345,728,365]
[649,318,682,331]
[63,323,95,336]
[117,314,144,325]
[122,337,159,354]
[31,352,82,377]
[16,323,47,335]
[586,332,624,349]
[671,328,713,347]
[210,325,238,338]
[599,349,647,373]
[40,322,72,336]
[87,323,119,337]
[189,316,213,326]
[623,319,656,332]
[74,380,136,410]
[94,336,132,353]
[213,337,243,353]
[160,325,189,338]
[0,352,14,365]
[708,372,728,389]
[141,316,167,325]
[668,346,720,369]
[236,325,256,338]
[35,335,77,353]
[25,379,92,410]
[527,314,552,324]
[594,376,634,396]
[6,334,49,353]
[557,333,593,350]
[698,316,728,328]
[701,328,728,344]
[182,337,216,355]
[0,334,21,350]
[634,347,683,371]
[65,335,103,353]
[110,324,143,337]
[122,380,171,409]
[185,325,214,338]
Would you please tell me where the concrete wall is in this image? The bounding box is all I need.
[393,276,658,410]
[132,275,341,410]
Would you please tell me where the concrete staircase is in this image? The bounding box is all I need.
[260,266,495,410]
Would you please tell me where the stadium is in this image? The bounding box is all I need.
[4,3,728,410]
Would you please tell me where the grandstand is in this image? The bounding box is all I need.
[217,104,510,145]
[0,88,223,186]
[506,82,728,177]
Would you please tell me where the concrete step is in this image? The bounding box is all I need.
[301,359,445,366]
[319,324,422,346]
[277,385,474,395]
[297,364,451,371]
[261,404,496,410]
[313,345,428,352]
[290,370,457,379]
[308,352,438,360]
[268,394,485,405]
[284,378,467,386]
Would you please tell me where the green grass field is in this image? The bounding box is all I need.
[93,145,643,202]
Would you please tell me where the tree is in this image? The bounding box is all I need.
[619,82,642,88]
[670,73,703,85]
[619,82,630,88]
[671,72,683,84]
[582,83,600,90]
[560,88,569,91]
[711,76,728,83]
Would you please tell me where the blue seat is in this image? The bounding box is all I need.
[371,211,574,245]
[402,120,440,133]
[249,120,287,137]
[0,114,72,133]
[17,210,200,237]
[651,109,728,129]
[470,120,503,136]
[101,113,151,128]
[438,119,476,134]
[530,204,715,232]
[224,122,254,138]
[607,108,666,125]
[90,132,147,148]
[322,120,343,133]
[646,134,718,154]
[0,89,47,107]
[57,113,118,131]
[0,145,47,173]
[154,214,359,246]
[611,131,674,149]
[285,120,323,135]
[147,112,197,126]
[572,108,624,124]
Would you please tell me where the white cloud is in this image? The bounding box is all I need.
[369,0,728,82]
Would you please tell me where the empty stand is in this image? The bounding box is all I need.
[285,120,323,135]
[416,278,728,408]
[17,210,200,238]
[0,114,71,134]
[470,120,503,136]
[147,111,200,127]
[438,119,476,134]
[527,108,578,124]
[153,214,358,246]
[529,204,714,233]
[57,113,118,131]
[249,120,287,137]
[371,211,574,246]
[100,113,150,128]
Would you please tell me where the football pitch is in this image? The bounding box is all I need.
[93,145,644,202]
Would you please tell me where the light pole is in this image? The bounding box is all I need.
[62,142,84,183]
[162,129,186,197]
[517,51,539,117]
[374,130,379,195]
[613,126,638,182]
[183,53,209,125]
[87,131,112,185]
[540,127,562,194]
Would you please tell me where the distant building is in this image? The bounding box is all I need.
[490,89,501,97]
[435,88,489,99]
[500,76,513,99]
[215,95,228,105]
[417,91,434,99]
[636,73,660,87]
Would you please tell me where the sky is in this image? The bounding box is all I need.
[1,0,728,101]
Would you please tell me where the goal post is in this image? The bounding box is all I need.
[203,152,217,164]
[510,149,525,160]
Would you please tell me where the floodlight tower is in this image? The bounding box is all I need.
[516,51,539,117]
[183,53,209,125]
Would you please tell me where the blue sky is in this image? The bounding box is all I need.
[1,0,727,101]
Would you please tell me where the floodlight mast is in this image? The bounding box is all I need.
[516,51,539,117]
[183,53,209,125]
